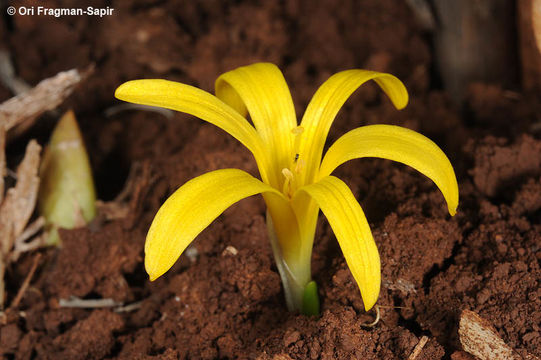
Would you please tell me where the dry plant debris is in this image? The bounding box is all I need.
[407,335,429,360]
[0,140,41,307]
[59,296,142,313]
[0,67,87,139]
[459,309,540,360]
[0,127,5,203]
[0,67,88,308]
[9,253,41,308]
[95,160,153,230]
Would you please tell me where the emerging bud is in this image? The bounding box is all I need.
[38,110,96,244]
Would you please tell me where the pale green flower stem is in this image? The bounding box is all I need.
[266,207,320,315]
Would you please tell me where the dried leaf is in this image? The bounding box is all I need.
[0,68,88,133]
[0,140,41,255]
[0,140,41,308]
[459,310,520,360]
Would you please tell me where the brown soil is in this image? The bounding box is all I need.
[1,0,540,359]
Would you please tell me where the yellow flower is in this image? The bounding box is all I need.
[115,63,458,315]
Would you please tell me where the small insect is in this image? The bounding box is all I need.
[294,153,299,162]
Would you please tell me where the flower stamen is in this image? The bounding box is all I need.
[282,167,295,198]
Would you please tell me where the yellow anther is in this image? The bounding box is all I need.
[282,167,294,181]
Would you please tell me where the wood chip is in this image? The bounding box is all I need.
[459,309,521,360]
[0,68,89,134]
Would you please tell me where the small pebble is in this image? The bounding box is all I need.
[222,245,238,256]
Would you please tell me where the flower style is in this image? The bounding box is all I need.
[115,63,458,315]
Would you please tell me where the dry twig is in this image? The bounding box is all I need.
[59,296,121,308]
[407,336,429,360]
[114,301,143,313]
[9,253,41,308]
[59,296,143,313]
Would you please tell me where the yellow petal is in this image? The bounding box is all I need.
[295,176,380,311]
[319,124,458,215]
[299,70,408,185]
[216,63,297,188]
[115,79,272,184]
[145,168,285,281]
